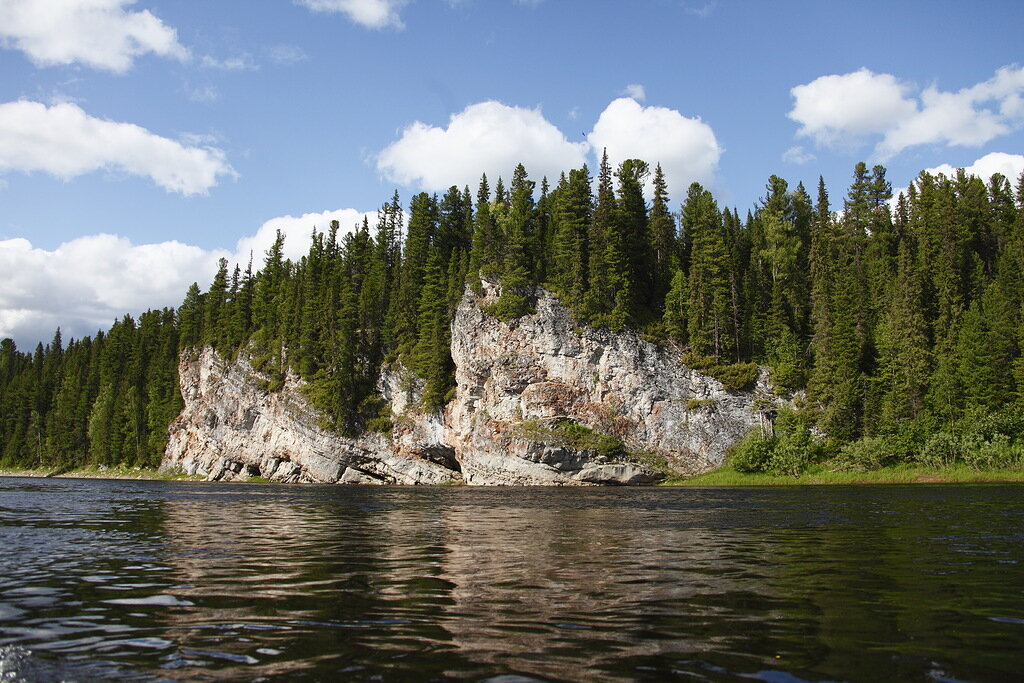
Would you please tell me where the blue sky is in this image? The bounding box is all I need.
[1,0,1023,346]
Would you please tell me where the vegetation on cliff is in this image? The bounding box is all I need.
[2,156,1024,476]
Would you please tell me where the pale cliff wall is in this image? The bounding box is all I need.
[162,280,776,485]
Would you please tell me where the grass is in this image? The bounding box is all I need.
[0,464,206,481]
[669,462,1024,486]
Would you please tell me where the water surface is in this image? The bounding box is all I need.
[1,477,1022,681]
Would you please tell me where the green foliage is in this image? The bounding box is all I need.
[831,436,899,472]
[5,158,1024,476]
[728,410,824,476]
[596,433,626,459]
[729,433,775,473]
[710,362,759,391]
[682,354,758,391]
[916,406,1024,470]
[513,417,627,460]
[686,398,718,411]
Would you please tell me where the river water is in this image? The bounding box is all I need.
[0,478,1022,681]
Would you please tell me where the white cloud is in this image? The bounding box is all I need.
[0,235,228,347]
[185,84,219,103]
[782,145,815,165]
[267,44,308,65]
[621,84,646,102]
[788,68,917,148]
[890,152,1024,211]
[200,53,258,71]
[0,0,187,72]
[0,207,379,347]
[683,1,716,18]
[588,97,722,195]
[233,208,382,266]
[296,0,407,29]
[0,100,236,195]
[790,66,1024,160]
[377,100,589,191]
[923,151,1024,184]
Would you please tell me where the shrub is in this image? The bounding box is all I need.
[686,398,718,411]
[596,434,627,459]
[833,436,898,472]
[767,419,823,475]
[769,363,804,394]
[919,430,991,468]
[729,432,775,473]
[965,435,1024,470]
[682,352,715,370]
[711,362,759,391]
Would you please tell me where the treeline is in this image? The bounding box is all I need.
[2,155,1023,473]
[0,312,181,469]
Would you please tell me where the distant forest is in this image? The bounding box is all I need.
[2,153,1023,474]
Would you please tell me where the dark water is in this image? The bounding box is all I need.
[1,479,1022,682]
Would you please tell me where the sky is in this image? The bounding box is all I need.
[1,0,1023,348]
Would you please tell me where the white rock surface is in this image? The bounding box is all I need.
[162,349,456,485]
[447,279,775,480]
[162,279,775,485]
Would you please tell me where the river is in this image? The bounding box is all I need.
[1,477,1022,681]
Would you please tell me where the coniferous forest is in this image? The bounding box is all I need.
[3,155,1024,476]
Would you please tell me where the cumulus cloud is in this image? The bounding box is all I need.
[621,84,646,102]
[0,235,228,347]
[0,0,187,72]
[890,152,1024,210]
[296,0,407,30]
[790,66,1024,160]
[923,151,1024,184]
[0,207,379,347]
[377,100,589,191]
[233,208,383,266]
[0,100,236,195]
[789,68,917,148]
[588,97,722,195]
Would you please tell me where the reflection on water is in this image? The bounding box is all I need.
[1,478,1022,681]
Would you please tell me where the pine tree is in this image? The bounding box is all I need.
[584,149,616,322]
[493,164,536,320]
[550,166,592,310]
[684,182,733,360]
[648,164,677,309]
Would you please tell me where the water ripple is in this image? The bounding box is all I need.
[1,477,1023,680]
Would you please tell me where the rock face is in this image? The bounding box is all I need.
[163,349,457,485]
[162,280,775,485]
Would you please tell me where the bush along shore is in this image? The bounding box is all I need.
[674,404,1024,485]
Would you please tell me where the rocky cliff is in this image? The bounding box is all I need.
[162,280,775,485]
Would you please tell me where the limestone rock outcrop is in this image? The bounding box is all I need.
[162,280,776,485]
[162,349,457,484]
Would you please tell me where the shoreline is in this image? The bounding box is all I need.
[2,464,1023,486]
[0,465,206,482]
[670,464,1024,486]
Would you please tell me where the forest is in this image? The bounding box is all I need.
[2,153,1023,476]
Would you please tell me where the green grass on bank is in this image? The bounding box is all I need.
[0,464,206,481]
[670,463,1024,486]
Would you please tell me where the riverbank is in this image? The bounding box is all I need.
[0,465,205,481]
[3,463,1024,485]
[671,463,1024,486]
